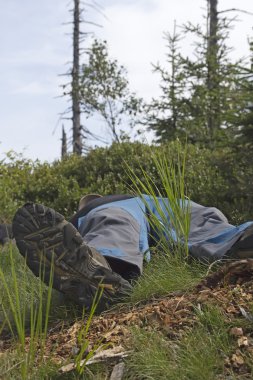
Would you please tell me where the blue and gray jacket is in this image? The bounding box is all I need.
[70,194,253,277]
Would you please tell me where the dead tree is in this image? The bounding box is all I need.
[60,1,105,155]
[61,125,67,158]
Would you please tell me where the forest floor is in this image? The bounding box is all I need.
[1,246,253,379]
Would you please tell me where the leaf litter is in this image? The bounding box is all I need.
[1,258,253,377]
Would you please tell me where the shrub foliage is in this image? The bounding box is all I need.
[0,142,252,224]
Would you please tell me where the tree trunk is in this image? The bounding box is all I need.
[250,39,253,71]
[207,0,219,146]
[170,22,178,132]
[61,125,67,159]
[72,0,82,154]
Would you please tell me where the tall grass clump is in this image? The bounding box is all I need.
[125,306,232,380]
[126,142,205,303]
[74,288,109,376]
[0,244,54,379]
[127,140,191,259]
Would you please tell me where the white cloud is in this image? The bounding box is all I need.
[97,0,253,101]
[0,0,252,161]
[12,81,53,95]
[0,46,68,68]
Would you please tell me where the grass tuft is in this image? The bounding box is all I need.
[0,244,59,379]
[125,306,233,380]
[127,140,191,259]
[129,252,206,304]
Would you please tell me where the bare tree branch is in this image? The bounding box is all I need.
[218,8,253,16]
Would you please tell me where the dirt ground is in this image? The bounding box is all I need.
[1,259,253,378]
[47,259,253,377]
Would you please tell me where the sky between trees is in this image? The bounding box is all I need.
[0,0,252,161]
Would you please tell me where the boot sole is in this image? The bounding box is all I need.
[12,203,131,309]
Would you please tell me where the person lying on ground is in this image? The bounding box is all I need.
[10,194,253,310]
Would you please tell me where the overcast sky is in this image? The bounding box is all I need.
[0,0,252,162]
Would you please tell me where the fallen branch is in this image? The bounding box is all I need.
[59,346,130,373]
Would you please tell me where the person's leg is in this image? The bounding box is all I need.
[12,203,132,310]
[227,224,253,259]
[77,197,150,275]
[187,201,253,261]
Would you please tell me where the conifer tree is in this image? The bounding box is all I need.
[145,24,192,142]
[233,40,253,146]
[147,1,244,147]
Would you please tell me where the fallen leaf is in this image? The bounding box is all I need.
[226,305,238,313]
[230,327,243,337]
[237,336,249,347]
[59,362,75,373]
[231,353,244,366]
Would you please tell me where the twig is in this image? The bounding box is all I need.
[218,8,253,16]
[0,360,24,378]
[173,295,185,313]
[205,259,227,277]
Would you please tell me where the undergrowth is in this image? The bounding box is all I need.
[125,306,234,380]
[0,244,110,379]
[129,252,206,304]
[1,143,248,379]
[0,243,56,379]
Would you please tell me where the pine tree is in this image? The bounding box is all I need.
[233,40,253,146]
[147,1,243,147]
[145,24,192,142]
[180,2,242,146]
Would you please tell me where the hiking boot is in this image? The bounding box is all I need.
[12,203,132,310]
[228,225,253,259]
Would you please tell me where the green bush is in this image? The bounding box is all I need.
[0,152,34,222]
[0,142,252,224]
